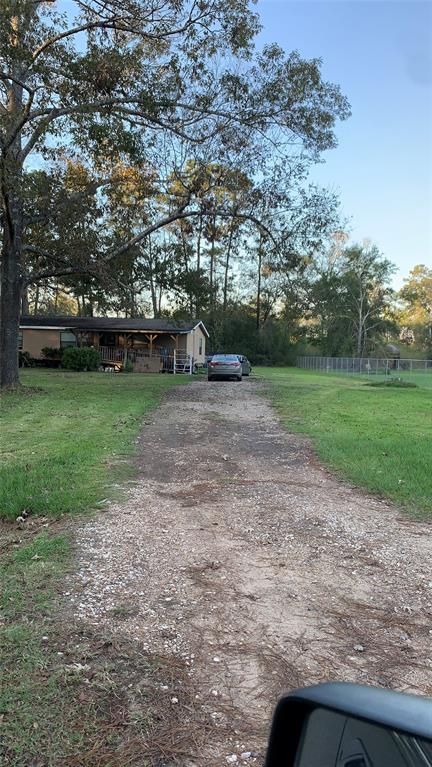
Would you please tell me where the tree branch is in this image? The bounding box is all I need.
[24,177,113,225]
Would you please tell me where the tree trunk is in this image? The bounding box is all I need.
[0,156,23,388]
[0,15,25,388]
[147,240,158,317]
[196,215,202,272]
[209,215,216,312]
[150,276,158,316]
[21,287,29,315]
[256,245,263,330]
[357,301,363,357]
[195,215,202,317]
[34,284,40,315]
[223,220,235,314]
[0,234,23,388]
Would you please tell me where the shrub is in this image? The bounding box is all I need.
[18,351,34,367]
[61,346,101,371]
[123,360,134,373]
[41,346,62,359]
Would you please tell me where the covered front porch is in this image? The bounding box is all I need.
[95,340,192,373]
[88,330,191,373]
[86,330,187,356]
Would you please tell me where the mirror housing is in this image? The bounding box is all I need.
[265,682,432,767]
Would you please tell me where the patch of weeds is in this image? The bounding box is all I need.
[206,411,227,422]
[365,379,419,388]
[109,604,140,621]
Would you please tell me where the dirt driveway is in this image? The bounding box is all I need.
[69,378,432,765]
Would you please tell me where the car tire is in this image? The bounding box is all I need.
[208,376,213,382]
[237,376,242,382]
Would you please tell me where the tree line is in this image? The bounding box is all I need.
[23,213,432,364]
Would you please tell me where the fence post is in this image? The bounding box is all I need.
[173,349,176,375]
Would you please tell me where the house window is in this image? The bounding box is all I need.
[60,330,77,349]
[199,338,203,355]
[18,331,23,350]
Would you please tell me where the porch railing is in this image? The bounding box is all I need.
[97,345,194,374]
[98,345,160,363]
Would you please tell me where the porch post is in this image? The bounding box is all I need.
[173,348,176,375]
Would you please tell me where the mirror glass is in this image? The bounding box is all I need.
[294,707,432,767]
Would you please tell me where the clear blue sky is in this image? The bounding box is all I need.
[256,0,432,287]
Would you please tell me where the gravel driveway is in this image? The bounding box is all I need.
[69,378,432,765]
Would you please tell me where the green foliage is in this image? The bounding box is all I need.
[61,347,101,371]
[18,351,34,367]
[41,346,62,359]
[304,241,396,356]
[204,307,309,366]
[123,360,134,373]
[261,368,432,516]
[0,369,189,520]
[398,264,432,353]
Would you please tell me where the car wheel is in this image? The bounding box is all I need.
[208,376,213,381]
[237,376,242,382]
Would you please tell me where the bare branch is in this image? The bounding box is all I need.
[26,266,97,285]
[104,202,280,263]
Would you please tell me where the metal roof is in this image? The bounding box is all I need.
[20,316,209,337]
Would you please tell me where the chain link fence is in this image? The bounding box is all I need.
[297,356,432,377]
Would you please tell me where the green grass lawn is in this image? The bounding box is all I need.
[0,369,190,765]
[258,367,432,517]
[0,369,188,520]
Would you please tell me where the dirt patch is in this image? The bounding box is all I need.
[66,378,432,765]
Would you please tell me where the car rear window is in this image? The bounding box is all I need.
[211,355,239,361]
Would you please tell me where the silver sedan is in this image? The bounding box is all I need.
[207,354,242,381]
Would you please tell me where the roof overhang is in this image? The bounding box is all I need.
[19,318,210,336]
[20,325,70,330]
[192,321,210,338]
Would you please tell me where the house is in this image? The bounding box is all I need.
[19,316,209,372]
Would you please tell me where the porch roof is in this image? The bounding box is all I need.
[20,316,209,337]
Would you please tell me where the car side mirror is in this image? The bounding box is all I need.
[264,682,432,767]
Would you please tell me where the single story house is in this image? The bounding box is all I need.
[19,316,209,371]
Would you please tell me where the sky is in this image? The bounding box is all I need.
[256,0,432,288]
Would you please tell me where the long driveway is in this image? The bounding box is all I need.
[70,378,432,764]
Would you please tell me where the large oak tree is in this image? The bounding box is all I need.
[0,0,349,387]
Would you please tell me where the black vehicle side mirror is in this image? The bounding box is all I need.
[264,682,432,767]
